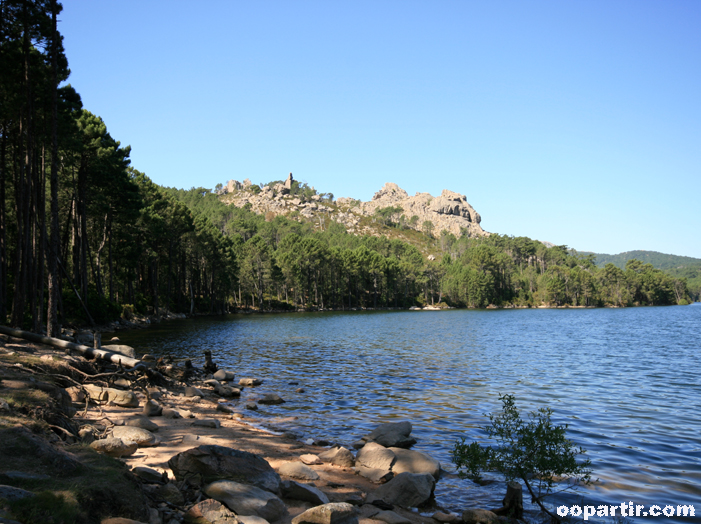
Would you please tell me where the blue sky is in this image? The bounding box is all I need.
[59,1,700,258]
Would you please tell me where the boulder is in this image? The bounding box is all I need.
[387,448,440,479]
[0,485,34,501]
[432,512,461,523]
[300,454,323,465]
[142,399,162,416]
[239,517,269,524]
[239,378,262,387]
[101,344,136,358]
[83,384,139,408]
[365,472,435,508]
[278,461,319,480]
[245,402,258,411]
[213,370,236,382]
[363,422,415,449]
[156,482,185,505]
[281,480,330,505]
[461,510,499,524]
[318,446,355,467]
[112,426,158,447]
[204,480,286,522]
[126,417,159,432]
[355,466,393,484]
[374,511,410,524]
[132,466,165,483]
[168,445,281,493]
[90,437,138,458]
[185,499,240,523]
[162,407,182,419]
[292,502,358,524]
[184,386,204,397]
[355,443,395,471]
[258,394,284,405]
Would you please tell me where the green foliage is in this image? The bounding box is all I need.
[453,394,592,521]
[7,491,80,524]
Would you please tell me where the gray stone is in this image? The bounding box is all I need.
[112,426,158,447]
[374,511,410,524]
[239,517,269,524]
[239,378,262,387]
[3,471,49,481]
[318,446,355,468]
[101,519,149,524]
[216,385,241,398]
[214,370,236,381]
[282,480,330,505]
[258,394,284,405]
[279,461,319,480]
[300,454,323,465]
[132,466,165,483]
[364,422,415,449]
[204,480,286,522]
[388,448,440,479]
[355,465,393,483]
[355,442,395,471]
[126,417,159,432]
[432,512,461,523]
[461,509,499,524]
[168,445,281,493]
[193,418,221,429]
[90,437,138,458]
[292,502,358,524]
[365,472,435,508]
[0,485,34,501]
[143,399,163,416]
[162,407,181,419]
[245,402,258,411]
[83,384,139,408]
[155,482,184,505]
[217,403,234,414]
[102,344,136,358]
[0,399,10,412]
[185,499,240,524]
[184,386,204,397]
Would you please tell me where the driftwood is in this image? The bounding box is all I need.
[0,325,142,368]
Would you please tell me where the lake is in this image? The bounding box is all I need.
[110,304,701,523]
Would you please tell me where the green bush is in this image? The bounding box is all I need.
[453,394,592,522]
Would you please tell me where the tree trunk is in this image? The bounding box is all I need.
[46,0,61,336]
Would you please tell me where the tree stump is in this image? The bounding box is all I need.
[492,481,523,519]
[204,350,218,373]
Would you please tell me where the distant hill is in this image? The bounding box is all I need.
[585,250,701,301]
[587,250,701,270]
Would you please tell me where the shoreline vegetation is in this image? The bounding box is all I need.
[0,329,528,524]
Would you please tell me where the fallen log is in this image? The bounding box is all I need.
[0,325,142,368]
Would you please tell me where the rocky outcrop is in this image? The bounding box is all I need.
[360,421,416,449]
[217,179,487,238]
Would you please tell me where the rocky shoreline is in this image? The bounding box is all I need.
[0,331,524,524]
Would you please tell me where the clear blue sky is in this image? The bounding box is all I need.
[59,1,701,258]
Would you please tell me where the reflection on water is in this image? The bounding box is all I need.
[111,306,701,524]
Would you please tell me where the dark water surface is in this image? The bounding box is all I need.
[111,305,701,523]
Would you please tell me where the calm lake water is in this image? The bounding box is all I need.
[110,304,701,523]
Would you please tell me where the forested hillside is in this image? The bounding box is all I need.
[164,187,692,309]
[0,2,692,334]
[589,251,701,301]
